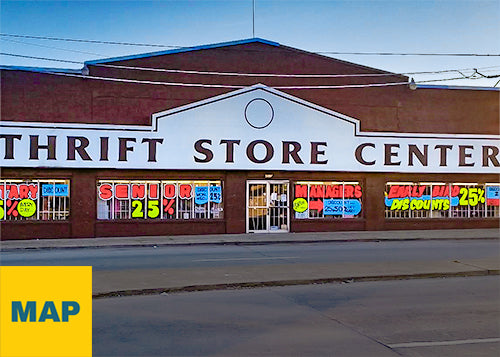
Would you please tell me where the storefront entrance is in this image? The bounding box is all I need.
[246,180,289,233]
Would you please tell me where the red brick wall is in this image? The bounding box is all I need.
[2,42,498,134]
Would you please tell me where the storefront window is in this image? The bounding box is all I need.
[97,180,223,220]
[384,182,500,219]
[293,181,363,219]
[0,179,70,221]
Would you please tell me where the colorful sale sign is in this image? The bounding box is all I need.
[384,184,488,211]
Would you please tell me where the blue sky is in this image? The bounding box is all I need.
[1,0,499,87]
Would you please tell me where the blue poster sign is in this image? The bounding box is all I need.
[209,186,222,203]
[195,186,222,204]
[323,199,361,215]
[41,184,69,197]
[486,186,500,199]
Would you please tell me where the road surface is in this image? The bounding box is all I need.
[93,275,500,356]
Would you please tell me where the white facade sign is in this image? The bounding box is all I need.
[1,84,499,173]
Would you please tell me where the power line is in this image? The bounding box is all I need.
[45,70,500,88]
[96,63,406,78]
[0,52,83,64]
[3,51,495,78]
[475,70,500,79]
[96,63,499,78]
[317,51,500,57]
[1,33,499,57]
[2,61,496,89]
[45,71,411,89]
[2,52,498,83]
[0,37,104,56]
[49,71,244,88]
[0,33,183,48]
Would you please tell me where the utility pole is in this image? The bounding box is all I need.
[252,0,255,37]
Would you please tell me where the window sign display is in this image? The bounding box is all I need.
[0,179,70,221]
[385,182,500,218]
[293,181,363,219]
[41,184,69,197]
[194,186,222,205]
[486,186,500,206]
[97,180,223,220]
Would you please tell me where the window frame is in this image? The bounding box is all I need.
[0,178,70,221]
[96,179,224,221]
[293,180,363,220]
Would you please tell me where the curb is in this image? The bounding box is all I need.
[92,269,500,299]
[3,236,500,252]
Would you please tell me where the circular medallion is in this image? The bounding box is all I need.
[244,98,274,129]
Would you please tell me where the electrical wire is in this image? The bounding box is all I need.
[48,71,244,88]
[475,70,500,79]
[95,63,500,79]
[0,33,183,48]
[1,33,499,56]
[43,70,500,88]
[45,70,411,89]
[2,51,498,81]
[0,37,105,56]
[416,77,480,83]
[95,63,405,78]
[1,52,498,88]
[1,62,496,89]
[316,51,500,57]
[0,52,83,64]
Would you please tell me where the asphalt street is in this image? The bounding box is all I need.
[2,232,499,356]
[93,275,500,356]
[2,240,499,296]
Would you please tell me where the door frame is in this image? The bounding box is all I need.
[246,180,290,233]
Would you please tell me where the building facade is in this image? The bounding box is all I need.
[1,39,499,240]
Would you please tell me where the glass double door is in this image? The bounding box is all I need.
[247,180,289,233]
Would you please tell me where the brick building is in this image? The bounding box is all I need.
[1,38,499,240]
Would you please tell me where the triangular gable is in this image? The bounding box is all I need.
[151,83,360,132]
[85,38,281,65]
[84,38,406,81]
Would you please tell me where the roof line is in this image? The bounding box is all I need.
[276,43,408,80]
[0,65,83,73]
[85,38,280,65]
[84,37,405,79]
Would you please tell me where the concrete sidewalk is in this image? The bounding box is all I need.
[92,257,500,297]
[1,228,499,251]
[1,228,499,297]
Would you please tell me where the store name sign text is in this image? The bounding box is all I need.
[1,84,499,173]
